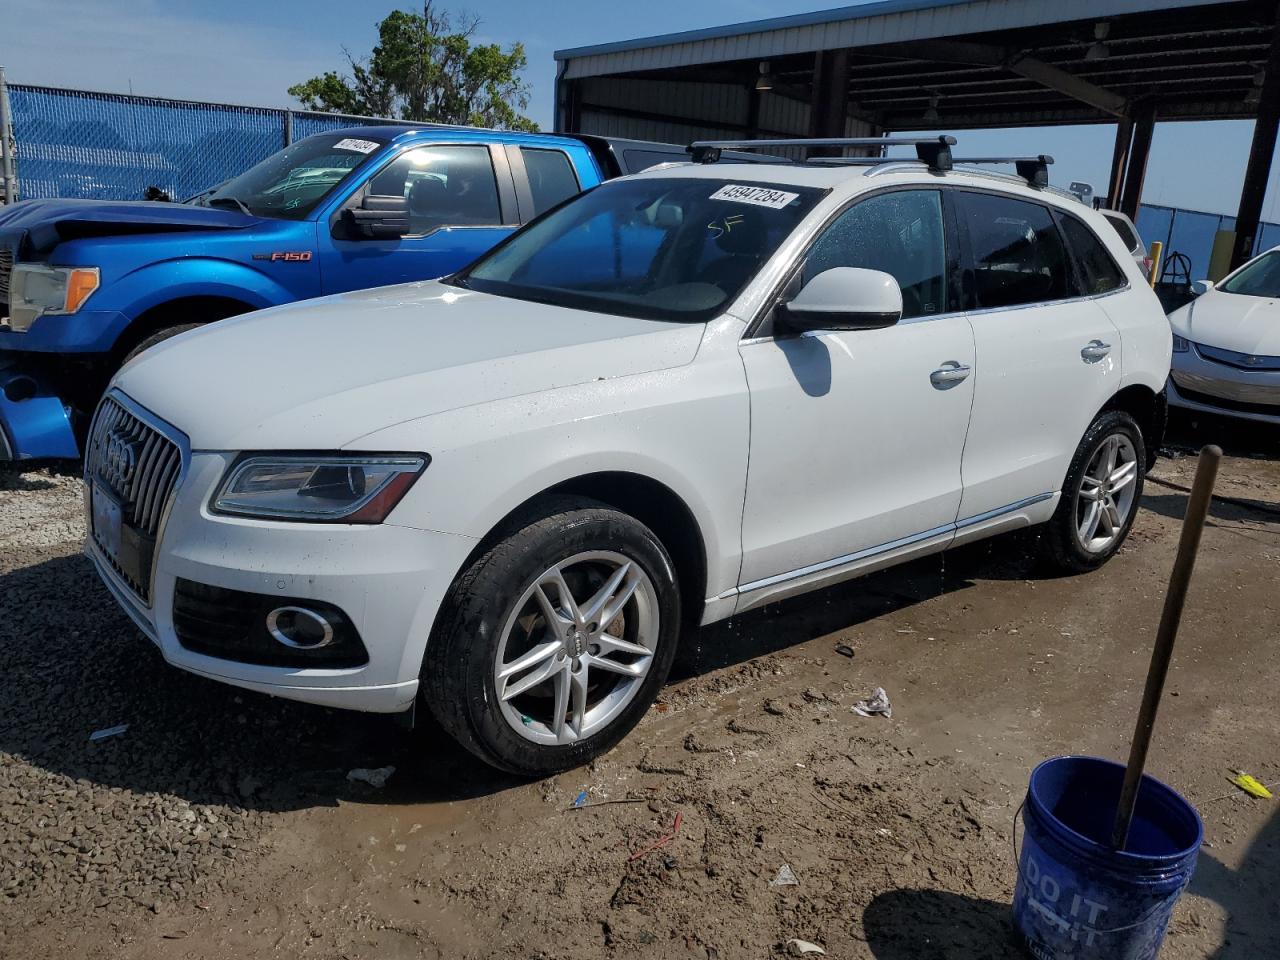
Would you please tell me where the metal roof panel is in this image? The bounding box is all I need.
[556,0,1242,77]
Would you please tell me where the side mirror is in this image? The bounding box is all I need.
[339,195,410,240]
[1190,279,1215,296]
[777,267,903,333]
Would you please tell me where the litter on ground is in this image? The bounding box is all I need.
[786,939,826,956]
[346,766,396,788]
[852,688,893,719]
[1229,773,1274,799]
[770,863,799,886]
[88,724,128,741]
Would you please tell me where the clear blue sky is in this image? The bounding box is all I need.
[4,0,1277,218]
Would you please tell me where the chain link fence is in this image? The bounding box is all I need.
[1,75,1278,281]
[0,76,402,204]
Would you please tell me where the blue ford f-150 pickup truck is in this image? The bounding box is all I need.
[0,125,716,460]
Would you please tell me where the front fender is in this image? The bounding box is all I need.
[112,257,299,322]
[358,338,753,682]
[1,259,302,355]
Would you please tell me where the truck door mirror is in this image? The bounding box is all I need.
[338,196,410,240]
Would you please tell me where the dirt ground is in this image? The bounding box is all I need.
[1,412,1278,960]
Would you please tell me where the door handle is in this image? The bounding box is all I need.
[930,361,972,390]
[1081,340,1112,363]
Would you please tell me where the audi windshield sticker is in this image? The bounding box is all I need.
[333,138,380,154]
[709,184,800,209]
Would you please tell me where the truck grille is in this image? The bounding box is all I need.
[0,247,12,310]
[86,396,184,602]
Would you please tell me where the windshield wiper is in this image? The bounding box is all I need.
[206,195,254,216]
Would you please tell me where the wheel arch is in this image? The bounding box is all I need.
[114,294,257,361]
[454,470,710,631]
[1098,383,1167,465]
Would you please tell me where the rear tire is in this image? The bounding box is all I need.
[1040,410,1146,574]
[422,496,681,776]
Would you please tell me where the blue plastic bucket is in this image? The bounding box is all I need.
[1012,756,1203,960]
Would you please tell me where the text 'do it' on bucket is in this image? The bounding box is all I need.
[1012,756,1203,960]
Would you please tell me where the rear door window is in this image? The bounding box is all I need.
[1057,213,1127,295]
[956,192,1072,309]
[520,148,580,215]
[621,148,686,173]
[802,189,948,319]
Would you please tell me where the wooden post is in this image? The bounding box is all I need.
[1112,446,1221,850]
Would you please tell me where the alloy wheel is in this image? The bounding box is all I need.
[494,550,659,745]
[1074,433,1139,554]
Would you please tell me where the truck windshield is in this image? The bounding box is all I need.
[1219,250,1280,299]
[192,133,389,220]
[452,177,825,322]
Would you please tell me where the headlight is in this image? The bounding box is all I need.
[212,455,427,523]
[8,264,100,332]
[1171,334,1190,353]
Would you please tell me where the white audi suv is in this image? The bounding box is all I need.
[85,139,1172,774]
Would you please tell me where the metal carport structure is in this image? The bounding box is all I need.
[555,0,1280,268]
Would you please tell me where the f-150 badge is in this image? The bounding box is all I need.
[252,251,313,262]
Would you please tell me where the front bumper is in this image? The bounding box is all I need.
[87,446,478,714]
[0,359,79,460]
[1168,346,1280,425]
[0,308,130,352]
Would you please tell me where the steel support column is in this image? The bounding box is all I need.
[1120,105,1155,221]
[1106,115,1134,210]
[1230,5,1280,269]
[809,49,850,156]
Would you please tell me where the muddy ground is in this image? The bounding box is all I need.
[1,413,1278,960]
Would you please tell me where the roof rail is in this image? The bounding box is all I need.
[687,136,956,171]
[952,155,1054,188]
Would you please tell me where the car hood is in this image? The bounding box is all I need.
[0,198,259,255]
[1169,290,1280,356]
[115,281,706,450]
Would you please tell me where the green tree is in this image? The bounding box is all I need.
[289,3,537,131]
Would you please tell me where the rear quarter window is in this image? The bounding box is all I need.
[1101,213,1141,252]
[1057,213,1128,295]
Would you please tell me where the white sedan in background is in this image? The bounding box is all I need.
[1168,247,1280,424]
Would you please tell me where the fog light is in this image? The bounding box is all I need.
[3,375,38,403]
[266,606,336,649]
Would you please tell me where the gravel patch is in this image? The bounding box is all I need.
[0,464,391,933]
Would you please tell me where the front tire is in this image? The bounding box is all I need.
[122,323,204,363]
[422,496,681,776]
[1040,410,1146,574]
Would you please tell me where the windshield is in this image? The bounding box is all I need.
[1219,250,1280,298]
[452,177,826,322]
[193,133,389,220]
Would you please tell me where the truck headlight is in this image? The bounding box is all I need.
[8,264,100,332]
[212,455,428,523]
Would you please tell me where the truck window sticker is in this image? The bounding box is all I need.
[333,138,381,155]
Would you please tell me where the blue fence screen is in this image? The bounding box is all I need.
[1134,202,1277,281]
[7,84,399,203]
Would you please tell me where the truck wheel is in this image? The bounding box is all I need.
[1039,410,1146,574]
[123,324,204,363]
[422,496,681,776]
